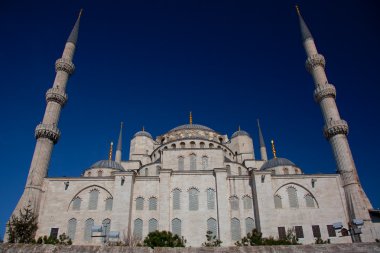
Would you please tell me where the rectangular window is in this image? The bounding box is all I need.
[312,225,321,238]
[295,226,304,238]
[278,227,286,240]
[327,225,336,237]
[50,228,59,239]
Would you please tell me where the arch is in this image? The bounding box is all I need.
[200,142,205,148]
[190,141,196,148]
[207,218,217,237]
[133,219,143,240]
[67,218,77,240]
[207,188,215,210]
[231,218,241,241]
[69,185,114,211]
[209,143,214,148]
[173,189,181,210]
[245,217,255,235]
[149,218,158,233]
[102,218,111,236]
[229,196,239,210]
[283,168,289,175]
[189,188,199,211]
[136,197,144,210]
[201,156,208,170]
[242,195,253,209]
[97,170,103,177]
[171,143,176,149]
[190,154,197,170]
[149,197,158,210]
[84,218,94,242]
[172,218,181,236]
[88,189,99,210]
[178,156,184,171]
[180,142,186,148]
[105,197,113,211]
[87,171,91,177]
[274,195,282,209]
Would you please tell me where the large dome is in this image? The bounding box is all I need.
[90,160,124,171]
[169,124,214,132]
[133,130,153,139]
[260,157,296,171]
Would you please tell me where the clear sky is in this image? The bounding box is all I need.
[0,0,379,238]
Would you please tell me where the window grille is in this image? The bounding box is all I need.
[295,226,304,238]
[149,218,158,233]
[149,197,158,210]
[207,189,215,210]
[178,157,184,171]
[230,196,239,210]
[312,225,321,238]
[327,225,336,237]
[189,188,199,210]
[136,197,144,210]
[173,189,181,210]
[102,219,111,236]
[84,218,94,242]
[172,218,181,236]
[67,218,77,240]
[105,198,113,211]
[305,194,315,208]
[245,217,255,234]
[278,227,286,240]
[133,219,143,240]
[287,187,299,208]
[72,197,81,210]
[274,195,282,209]
[243,196,252,209]
[207,218,217,237]
[190,154,197,170]
[202,156,208,170]
[88,189,99,210]
[230,218,241,241]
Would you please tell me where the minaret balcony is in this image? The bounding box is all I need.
[55,58,75,75]
[324,119,349,139]
[305,54,325,73]
[35,123,61,144]
[45,88,68,107]
[314,83,336,102]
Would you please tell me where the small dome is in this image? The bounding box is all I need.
[260,157,296,171]
[90,160,124,171]
[133,131,153,139]
[231,130,250,138]
[169,124,214,132]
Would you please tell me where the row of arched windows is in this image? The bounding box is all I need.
[229,196,253,210]
[67,218,111,242]
[274,187,316,209]
[135,197,158,210]
[231,217,255,241]
[178,155,208,170]
[86,170,103,177]
[172,188,215,211]
[72,190,113,211]
[133,218,159,239]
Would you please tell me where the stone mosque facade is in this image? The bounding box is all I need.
[8,9,380,246]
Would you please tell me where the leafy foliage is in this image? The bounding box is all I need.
[202,230,222,247]
[35,233,72,245]
[6,204,38,243]
[235,228,299,246]
[315,237,330,244]
[143,230,186,248]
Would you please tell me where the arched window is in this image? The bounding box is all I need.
[201,156,208,170]
[283,168,289,175]
[189,188,199,211]
[171,143,176,149]
[88,189,99,210]
[274,195,282,209]
[226,165,231,176]
[178,156,184,171]
[72,197,81,211]
[102,219,111,237]
[305,194,315,208]
[209,143,214,148]
[200,142,205,148]
[207,188,215,210]
[67,218,77,240]
[133,219,143,240]
[287,187,299,208]
[217,145,221,149]
[97,170,103,177]
[190,141,196,148]
[149,197,158,210]
[245,217,255,235]
[230,196,239,210]
[180,142,185,148]
[238,167,242,175]
[190,154,197,170]
[84,218,94,242]
[173,189,181,210]
[243,196,253,209]
[105,198,113,211]
[149,218,158,233]
[136,197,144,210]
[144,168,148,176]
[231,218,241,241]
[172,218,181,236]
[207,218,217,237]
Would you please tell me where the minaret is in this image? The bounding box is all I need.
[296,7,374,241]
[115,122,123,163]
[257,119,268,161]
[13,11,82,214]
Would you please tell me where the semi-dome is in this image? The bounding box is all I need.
[260,157,296,171]
[133,130,153,139]
[231,130,250,138]
[90,160,124,171]
[169,124,214,132]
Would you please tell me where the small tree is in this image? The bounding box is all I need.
[143,230,186,248]
[202,230,222,247]
[7,204,38,243]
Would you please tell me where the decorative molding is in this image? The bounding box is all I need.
[45,87,68,106]
[305,54,325,73]
[314,84,336,102]
[34,123,61,144]
[55,58,75,75]
[324,119,349,139]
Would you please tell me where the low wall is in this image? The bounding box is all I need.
[0,243,379,253]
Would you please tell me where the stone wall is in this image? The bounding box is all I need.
[1,243,380,253]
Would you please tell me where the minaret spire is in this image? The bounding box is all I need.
[297,7,374,241]
[67,9,83,45]
[11,11,82,215]
[115,122,123,163]
[257,119,268,161]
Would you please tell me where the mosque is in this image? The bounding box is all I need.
[7,8,380,246]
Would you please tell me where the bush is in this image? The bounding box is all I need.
[235,228,299,246]
[35,233,72,245]
[202,230,222,247]
[315,237,330,244]
[7,204,38,243]
[143,230,186,248]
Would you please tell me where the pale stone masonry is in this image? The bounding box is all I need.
[7,8,380,247]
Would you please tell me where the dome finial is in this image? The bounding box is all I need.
[271,140,277,158]
[238,125,241,131]
[142,125,145,132]
[189,111,193,125]
[108,142,113,161]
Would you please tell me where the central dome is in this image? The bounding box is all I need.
[260,157,296,170]
[169,124,214,132]
[90,160,124,171]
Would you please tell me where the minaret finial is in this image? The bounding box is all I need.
[189,111,193,125]
[271,140,277,158]
[142,126,145,131]
[295,5,313,42]
[295,5,301,16]
[109,142,113,161]
[238,125,241,131]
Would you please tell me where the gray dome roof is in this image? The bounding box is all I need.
[231,130,251,138]
[90,160,124,171]
[169,124,214,132]
[133,131,153,139]
[260,157,296,171]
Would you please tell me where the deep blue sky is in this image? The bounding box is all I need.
[0,0,379,238]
